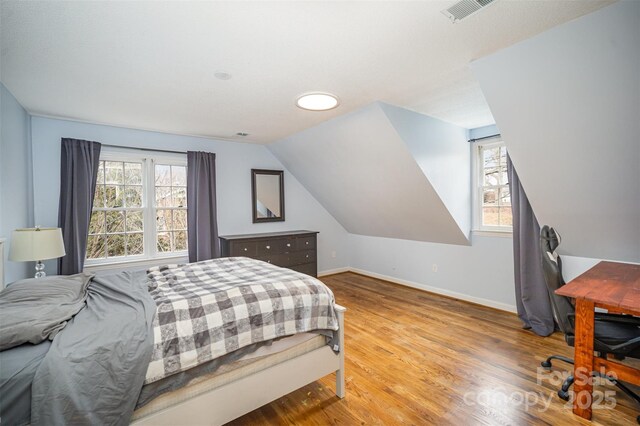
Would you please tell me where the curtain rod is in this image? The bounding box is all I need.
[468,133,501,143]
[102,144,187,155]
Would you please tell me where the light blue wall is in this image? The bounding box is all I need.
[349,232,607,312]
[381,103,471,237]
[1,83,33,283]
[5,108,604,311]
[348,121,600,311]
[472,0,640,262]
[346,118,511,311]
[469,124,499,140]
[30,117,349,275]
[350,233,516,310]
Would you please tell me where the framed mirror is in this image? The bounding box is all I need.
[251,169,285,223]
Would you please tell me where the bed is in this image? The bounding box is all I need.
[0,256,345,426]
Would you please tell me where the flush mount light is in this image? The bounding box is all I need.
[236,132,249,137]
[295,92,340,111]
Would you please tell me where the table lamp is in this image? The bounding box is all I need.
[9,227,66,278]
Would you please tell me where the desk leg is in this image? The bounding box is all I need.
[573,299,595,420]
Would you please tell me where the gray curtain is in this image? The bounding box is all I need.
[57,138,102,275]
[507,154,555,336]
[187,151,220,262]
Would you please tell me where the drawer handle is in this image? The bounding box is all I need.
[266,245,271,249]
[305,242,309,245]
[305,255,309,258]
[267,260,271,263]
[243,248,248,251]
[286,243,291,247]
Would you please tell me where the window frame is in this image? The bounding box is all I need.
[471,137,513,234]
[84,147,188,268]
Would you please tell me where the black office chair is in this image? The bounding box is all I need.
[539,225,640,420]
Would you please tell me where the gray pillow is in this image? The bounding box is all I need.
[0,273,93,351]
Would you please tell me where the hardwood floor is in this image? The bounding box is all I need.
[230,272,639,425]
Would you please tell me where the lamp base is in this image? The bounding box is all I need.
[35,260,46,278]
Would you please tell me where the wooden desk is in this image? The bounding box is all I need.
[556,261,640,420]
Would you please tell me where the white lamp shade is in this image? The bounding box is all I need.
[9,228,66,261]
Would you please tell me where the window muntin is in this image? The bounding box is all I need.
[476,141,512,231]
[86,151,187,264]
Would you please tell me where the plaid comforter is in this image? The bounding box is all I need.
[144,257,339,384]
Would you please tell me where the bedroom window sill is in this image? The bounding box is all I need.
[84,254,189,273]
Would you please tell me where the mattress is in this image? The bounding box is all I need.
[131,333,325,421]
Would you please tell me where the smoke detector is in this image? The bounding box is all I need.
[441,0,497,23]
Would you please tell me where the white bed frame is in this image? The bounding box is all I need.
[132,304,346,426]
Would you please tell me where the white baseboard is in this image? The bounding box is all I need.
[318,267,351,277]
[344,267,517,314]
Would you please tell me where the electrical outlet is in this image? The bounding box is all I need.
[432,264,438,272]
[331,251,336,258]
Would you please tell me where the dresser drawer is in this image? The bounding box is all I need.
[291,263,317,277]
[256,253,289,267]
[293,250,315,265]
[296,236,316,250]
[256,239,285,256]
[272,253,294,268]
[256,255,275,266]
[230,241,257,257]
[281,238,296,252]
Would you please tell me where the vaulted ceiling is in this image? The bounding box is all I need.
[0,0,612,143]
[270,102,471,245]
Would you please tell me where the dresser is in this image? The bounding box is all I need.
[219,230,319,277]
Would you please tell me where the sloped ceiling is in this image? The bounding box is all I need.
[269,102,470,245]
[380,103,470,235]
[471,1,640,262]
[0,0,613,143]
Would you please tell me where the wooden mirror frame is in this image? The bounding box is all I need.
[251,169,285,223]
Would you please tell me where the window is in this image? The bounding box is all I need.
[87,160,144,259]
[154,164,188,253]
[86,149,187,264]
[474,139,512,232]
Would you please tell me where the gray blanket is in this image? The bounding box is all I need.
[0,273,93,351]
[30,271,156,426]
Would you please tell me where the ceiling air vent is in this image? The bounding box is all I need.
[441,0,497,23]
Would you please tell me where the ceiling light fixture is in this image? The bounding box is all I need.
[296,92,340,111]
[236,132,249,137]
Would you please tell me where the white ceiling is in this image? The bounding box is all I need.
[0,0,612,144]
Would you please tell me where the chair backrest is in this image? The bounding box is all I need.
[540,225,575,335]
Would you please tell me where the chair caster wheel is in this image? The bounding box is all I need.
[541,360,552,369]
[558,390,570,401]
